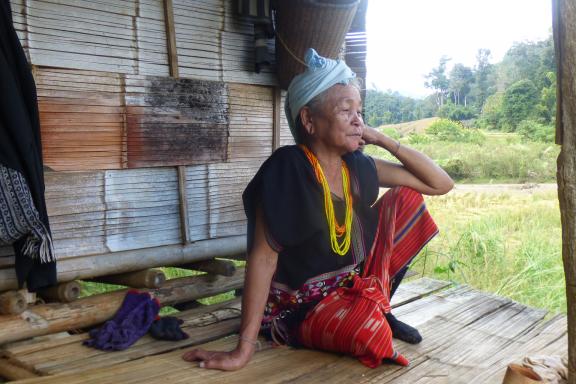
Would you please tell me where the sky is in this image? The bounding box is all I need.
[365,0,553,98]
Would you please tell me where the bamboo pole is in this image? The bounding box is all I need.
[88,269,166,289]
[553,0,576,381]
[0,235,246,292]
[37,281,82,303]
[0,268,245,345]
[180,259,237,277]
[0,291,27,315]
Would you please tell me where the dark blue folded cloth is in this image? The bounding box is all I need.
[84,290,160,351]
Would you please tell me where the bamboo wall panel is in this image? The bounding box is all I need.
[36,68,124,171]
[10,0,169,76]
[173,0,276,85]
[185,165,209,241]
[173,0,223,81]
[207,161,259,238]
[44,171,107,258]
[125,75,229,167]
[228,83,273,161]
[221,0,275,85]
[279,92,296,147]
[104,168,181,252]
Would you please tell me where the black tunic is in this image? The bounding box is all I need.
[243,145,379,290]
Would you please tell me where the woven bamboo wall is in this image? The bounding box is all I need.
[0,0,365,290]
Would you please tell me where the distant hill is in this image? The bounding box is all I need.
[378,117,439,136]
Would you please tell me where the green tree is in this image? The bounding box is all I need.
[502,79,539,130]
[425,56,451,107]
[478,92,504,130]
[471,49,495,110]
[449,64,474,106]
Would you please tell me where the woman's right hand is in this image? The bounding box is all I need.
[182,346,254,371]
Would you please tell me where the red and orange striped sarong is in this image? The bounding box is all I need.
[298,187,438,368]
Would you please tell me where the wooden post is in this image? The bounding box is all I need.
[177,166,191,244]
[0,291,27,315]
[180,259,237,277]
[553,0,576,381]
[88,269,166,289]
[163,0,179,78]
[37,281,82,303]
[273,87,282,151]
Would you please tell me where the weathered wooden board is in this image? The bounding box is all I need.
[36,68,124,171]
[125,75,229,168]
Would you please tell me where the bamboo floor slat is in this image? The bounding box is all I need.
[3,278,566,384]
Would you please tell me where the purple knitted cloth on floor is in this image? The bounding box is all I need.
[83,290,160,351]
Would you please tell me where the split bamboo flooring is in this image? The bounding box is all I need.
[1,277,567,384]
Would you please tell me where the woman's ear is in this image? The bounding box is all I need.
[300,107,315,136]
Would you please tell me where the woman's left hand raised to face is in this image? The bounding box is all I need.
[361,125,382,147]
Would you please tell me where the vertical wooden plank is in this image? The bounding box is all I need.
[178,165,190,244]
[553,0,564,145]
[554,0,576,381]
[163,0,179,78]
[272,87,281,151]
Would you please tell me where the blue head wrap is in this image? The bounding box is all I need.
[285,48,356,143]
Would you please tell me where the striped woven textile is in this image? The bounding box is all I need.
[298,186,438,368]
[0,164,55,263]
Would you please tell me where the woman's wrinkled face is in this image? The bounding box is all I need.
[304,84,364,154]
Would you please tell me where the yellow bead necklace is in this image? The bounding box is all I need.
[300,145,353,256]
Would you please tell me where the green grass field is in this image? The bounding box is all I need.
[364,130,558,184]
[414,189,565,315]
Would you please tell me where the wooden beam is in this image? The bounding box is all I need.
[272,87,282,151]
[87,269,166,289]
[177,166,191,244]
[163,0,179,78]
[553,0,576,382]
[0,269,245,345]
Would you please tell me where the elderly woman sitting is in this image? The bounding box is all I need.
[183,49,453,370]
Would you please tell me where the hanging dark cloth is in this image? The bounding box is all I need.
[0,0,57,291]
